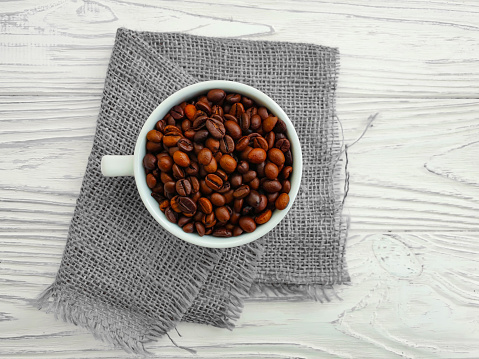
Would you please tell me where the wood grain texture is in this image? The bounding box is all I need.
[1,0,479,358]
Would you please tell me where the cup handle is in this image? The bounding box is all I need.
[101,155,135,177]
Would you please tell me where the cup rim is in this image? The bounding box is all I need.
[134,80,302,248]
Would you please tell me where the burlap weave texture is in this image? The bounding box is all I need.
[37,28,348,353]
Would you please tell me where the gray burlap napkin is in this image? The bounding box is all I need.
[37,28,349,353]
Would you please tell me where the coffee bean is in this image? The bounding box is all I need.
[239,216,256,233]
[250,114,262,130]
[196,101,212,115]
[214,151,223,163]
[156,119,166,132]
[284,150,293,166]
[146,173,157,189]
[241,96,254,109]
[230,211,241,225]
[215,206,231,222]
[249,177,260,190]
[160,171,174,184]
[210,193,226,207]
[181,119,192,132]
[182,222,195,233]
[177,196,197,214]
[219,135,235,154]
[248,148,267,164]
[146,141,163,153]
[239,112,250,131]
[165,207,178,223]
[233,198,243,213]
[195,222,206,236]
[255,209,272,224]
[170,105,185,120]
[185,161,199,176]
[252,136,269,151]
[263,179,282,193]
[229,103,245,119]
[274,119,287,133]
[177,138,194,152]
[178,215,192,227]
[215,169,228,182]
[235,136,250,151]
[191,191,201,203]
[173,151,190,167]
[207,89,226,104]
[226,93,241,104]
[265,132,275,150]
[159,199,169,212]
[172,164,185,179]
[255,194,268,213]
[246,190,261,208]
[143,153,157,170]
[233,185,250,199]
[233,226,243,236]
[267,191,279,204]
[202,212,216,228]
[224,120,242,140]
[263,116,278,133]
[205,138,220,152]
[242,170,257,183]
[151,182,164,194]
[275,138,290,153]
[176,179,192,196]
[198,197,213,214]
[157,155,173,172]
[206,118,225,139]
[223,189,235,204]
[257,107,269,120]
[213,227,233,237]
[184,104,197,120]
[203,156,218,173]
[205,174,223,191]
[268,148,285,166]
[197,148,213,165]
[219,154,237,173]
[237,161,249,174]
[281,166,293,179]
[265,162,279,180]
[163,133,182,147]
[217,181,231,194]
[275,193,289,210]
[192,116,207,130]
[147,130,163,143]
[194,129,209,143]
[230,173,243,188]
[241,146,254,161]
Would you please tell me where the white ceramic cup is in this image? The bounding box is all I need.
[101,80,302,248]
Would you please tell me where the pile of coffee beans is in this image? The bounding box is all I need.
[143,89,293,237]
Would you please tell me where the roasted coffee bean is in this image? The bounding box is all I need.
[205,174,223,191]
[235,136,250,151]
[159,199,169,212]
[241,146,254,161]
[177,196,197,214]
[160,171,174,184]
[284,150,293,166]
[226,93,241,104]
[265,131,275,150]
[233,198,243,213]
[241,206,254,216]
[146,173,157,189]
[147,130,163,143]
[217,181,231,194]
[194,129,209,143]
[191,191,201,203]
[213,151,223,163]
[239,112,250,132]
[143,153,157,170]
[255,194,268,213]
[198,197,213,214]
[197,148,213,165]
[265,162,279,180]
[242,170,257,183]
[186,176,199,193]
[177,138,194,152]
[195,222,206,236]
[233,185,250,199]
[267,191,280,204]
[250,114,262,130]
[223,189,235,204]
[249,177,260,190]
[255,209,272,224]
[239,216,256,233]
[170,105,185,120]
[268,148,285,166]
[182,222,195,233]
[164,125,182,135]
[206,118,225,139]
[202,212,216,228]
[257,107,269,120]
[229,103,245,119]
[219,135,235,154]
[181,119,192,132]
[263,116,278,133]
[230,211,241,225]
[275,193,289,210]
[248,148,267,164]
[224,120,242,140]
[184,104,197,120]
[215,169,228,182]
[275,138,290,153]
[178,215,192,227]
[196,101,212,115]
[210,193,226,207]
[173,151,190,167]
[146,141,163,153]
[233,226,243,236]
[203,156,218,173]
[184,129,196,140]
[237,161,249,174]
[151,182,164,194]
[164,181,176,194]
[211,106,223,117]
[263,179,282,193]
[165,207,178,223]
[281,166,293,179]
[192,116,207,130]
[163,134,182,147]
[246,190,261,208]
[241,96,254,109]
[172,164,185,180]
[230,173,243,188]
[219,154,237,173]
[282,180,291,194]
[156,119,166,132]
[213,227,233,237]
[168,146,180,157]
[185,161,199,176]
[207,89,226,104]
[215,206,231,222]
[157,155,173,172]
[274,119,287,133]
[205,137,220,152]
[176,179,192,196]
[252,136,269,151]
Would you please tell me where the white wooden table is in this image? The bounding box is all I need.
[1,1,479,358]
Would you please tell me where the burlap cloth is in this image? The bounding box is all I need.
[37,28,349,353]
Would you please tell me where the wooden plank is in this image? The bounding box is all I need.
[1,0,478,98]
